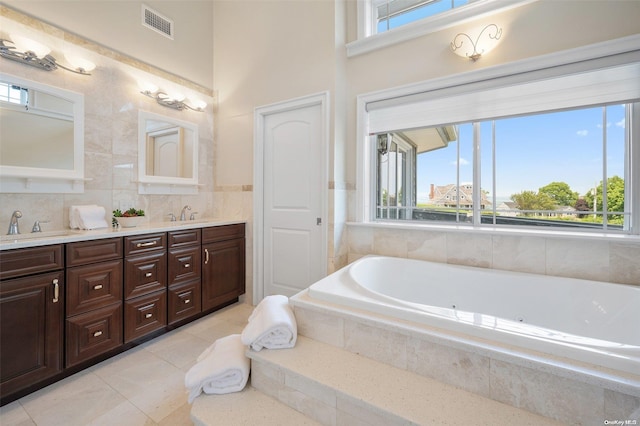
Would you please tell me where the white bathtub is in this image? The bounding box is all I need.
[307,256,640,375]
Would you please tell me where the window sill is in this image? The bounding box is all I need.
[348,221,640,243]
[347,0,536,58]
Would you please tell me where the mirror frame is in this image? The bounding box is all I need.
[137,110,199,194]
[0,73,85,193]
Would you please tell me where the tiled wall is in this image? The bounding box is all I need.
[347,223,640,286]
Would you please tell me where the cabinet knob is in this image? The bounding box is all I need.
[184,299,191,304]
[145,272,152,278]
[145,313,153,319]
[93,330,103,337]
[184,263,190,268]
[93,284,103,290]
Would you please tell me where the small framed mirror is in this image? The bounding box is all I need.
[0,73,85,193]
[138,110,199,194]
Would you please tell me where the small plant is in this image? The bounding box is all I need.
[113,208,145,217]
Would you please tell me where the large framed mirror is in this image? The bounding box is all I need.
[0,73,85,193]
[137,110,199,194]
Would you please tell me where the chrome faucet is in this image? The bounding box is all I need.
[7,210,22,235]
[180,205,191,221]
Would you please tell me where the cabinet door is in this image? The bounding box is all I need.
[124,252,167,300]
[168,279,201,325]
[124,290,167,343]
[66,260,123,316]
[168,246,201,286]
[202,238,245,311]
[0,272,64,398]
[66,303,122,367]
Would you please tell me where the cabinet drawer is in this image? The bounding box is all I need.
[124,252,166,299]
[168,229,201,248]
[168,280,201,325]
[168,246,201,285]
[0,245,63,280]
[202,223,245,243]
[66,303,122,367]
[124,233,166,256]
[66,260,123,316]
[67,238,122,267]
[124,290,167,343]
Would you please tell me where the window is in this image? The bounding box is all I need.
[360,51,640,235]
[374,0,469,34]
[0,82,28,105]
[374,103,635,232]
[349,0,530,57]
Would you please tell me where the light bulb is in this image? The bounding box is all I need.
[10,34,51,58]
[64,54,96,72]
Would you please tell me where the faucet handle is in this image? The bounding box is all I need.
[32,220,50,233]
[168,213,177,222]
[190,212,198,220]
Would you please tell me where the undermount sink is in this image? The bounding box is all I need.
[165,219,211,226]
[0,230,75,243]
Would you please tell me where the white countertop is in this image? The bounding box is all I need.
[0,218,246,251]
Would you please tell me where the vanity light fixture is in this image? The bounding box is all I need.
[0,35,95,75]
[450,24,503,62]
[140,82,207,112]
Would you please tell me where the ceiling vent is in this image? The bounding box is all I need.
[142,4,174,40]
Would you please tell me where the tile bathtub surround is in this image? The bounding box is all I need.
[290,292,640,425]
[347,224,640,286]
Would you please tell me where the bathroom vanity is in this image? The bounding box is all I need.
[0,220,245,405]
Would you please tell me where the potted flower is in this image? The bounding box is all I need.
[113,208,146,228]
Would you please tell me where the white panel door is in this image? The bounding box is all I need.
[263,103,324,297]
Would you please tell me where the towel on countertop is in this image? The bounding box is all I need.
[241,295,297,351]
[185,334,250,403]
[69,205,109,230]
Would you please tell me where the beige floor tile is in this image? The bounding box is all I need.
[142,329,211,371]
[19,371,127,426]
[0,401,36,426]
[87,400,155,426]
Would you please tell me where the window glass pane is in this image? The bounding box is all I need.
[376,0,469,33]
[605,104,627,225]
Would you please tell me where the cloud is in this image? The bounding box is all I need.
[616,118,625,128]
[597,122,612,129]
[451,158,470,166]
[576,130,588,137]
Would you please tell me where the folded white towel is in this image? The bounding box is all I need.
[184,334,250,403]
[69,205,109,230]
[241,295,297,351]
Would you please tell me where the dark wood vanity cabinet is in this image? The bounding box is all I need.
[123,233,167,342]
[0,221,245,405]
[0,245,64,399]
[168,229,202,325]
[65,238,123,368]
[202,224,245,312]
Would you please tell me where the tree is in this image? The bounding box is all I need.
[583,176,625,218]
[539,182,578,207]
[510,190,555,215]
[574,198,591,218]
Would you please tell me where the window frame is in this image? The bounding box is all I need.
[348,0,534,57]
[356,35,640,237]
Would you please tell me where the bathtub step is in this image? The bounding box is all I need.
[247,336,560,426]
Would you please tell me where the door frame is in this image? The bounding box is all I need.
[253,91,330,305]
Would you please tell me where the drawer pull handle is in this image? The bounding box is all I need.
[184,263,190,268]
[52,278,59,303]
[204,248,209,264]
[184,299,191,304]
[145,313,153,319]
[145,272,153,278]
[93,284,103,290]
[93,331,103,337]
[136,241,157,248]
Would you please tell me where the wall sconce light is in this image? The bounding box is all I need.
[139,81,207,112]
[450,24,503,62]
[0,35,95,75]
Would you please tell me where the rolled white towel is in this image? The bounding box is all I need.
[241,295,297,351]
[184,334,250,403]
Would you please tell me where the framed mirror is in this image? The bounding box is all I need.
[0,73,85,193]
[138,110,199,194]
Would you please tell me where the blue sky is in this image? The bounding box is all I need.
[416,105,627,204]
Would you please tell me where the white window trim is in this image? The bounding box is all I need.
[349,0,536,57]
[356,34,640,236]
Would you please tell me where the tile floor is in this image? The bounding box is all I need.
[0,302,259,426]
